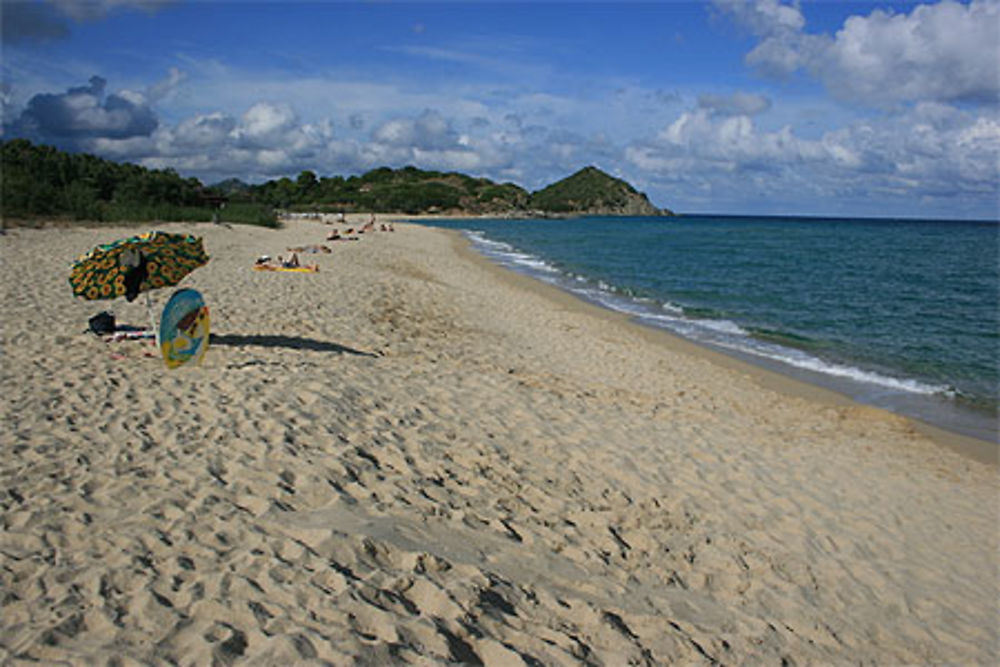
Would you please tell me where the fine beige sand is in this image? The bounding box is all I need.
[1,216,997,664]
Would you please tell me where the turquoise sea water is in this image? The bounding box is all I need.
[415,216,999,442]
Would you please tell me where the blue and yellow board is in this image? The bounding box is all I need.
[158,288,210,369]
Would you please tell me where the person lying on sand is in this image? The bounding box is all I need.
[253,255,319,272]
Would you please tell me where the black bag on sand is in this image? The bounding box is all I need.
[88,311,116,335]
[124,254,148,302]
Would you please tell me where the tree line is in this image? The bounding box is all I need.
[0,139,528,223]
[235,165,531,215]
[1,139,275,226]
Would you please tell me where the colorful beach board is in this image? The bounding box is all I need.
[157,288,210,369]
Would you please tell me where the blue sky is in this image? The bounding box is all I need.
[2,0,998,219]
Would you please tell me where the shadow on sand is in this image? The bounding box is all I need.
[210,333,378,358]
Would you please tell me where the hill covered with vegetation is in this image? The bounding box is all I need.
[529,166,670,216]
[243,166,530,215]
[240,164,671,217]
[1,139,672,223]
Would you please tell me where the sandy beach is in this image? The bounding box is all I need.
[1,216,997,664]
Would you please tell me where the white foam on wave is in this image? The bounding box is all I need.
[467,230,509,250]
[467,231,558,273]
[710,335,949,396]
[512,255,559,273]
[697,319,748,336]
[634,311,949,396]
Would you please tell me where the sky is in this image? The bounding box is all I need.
[2,0,998,219]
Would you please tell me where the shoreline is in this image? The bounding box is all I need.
[444,226,997,465]
[405,216,997,462]
[2,217,996,663]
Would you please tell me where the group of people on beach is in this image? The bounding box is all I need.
[253,213,395,271]
[326,213,394,241]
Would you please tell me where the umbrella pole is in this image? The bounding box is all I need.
[145,292,158,337]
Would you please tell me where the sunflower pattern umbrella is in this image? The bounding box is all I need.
[69,231,209,302]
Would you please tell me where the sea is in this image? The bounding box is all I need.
[413,215,999,443]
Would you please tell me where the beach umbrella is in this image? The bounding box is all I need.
[69,230,209,328]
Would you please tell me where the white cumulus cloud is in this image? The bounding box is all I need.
[372,110,459,151]
[718,0,1000,106]
[173,112,236,148]
[8,75,158,141]
[234,102,299,149]
[628,96,998,215]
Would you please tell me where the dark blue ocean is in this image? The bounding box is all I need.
[415,216,999,442]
